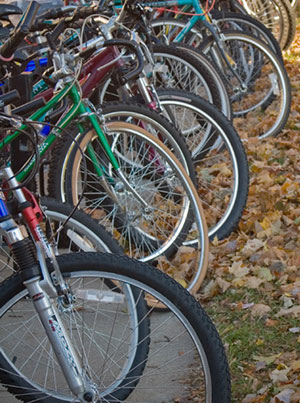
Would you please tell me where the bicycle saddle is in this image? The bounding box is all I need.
[0,4,22,20]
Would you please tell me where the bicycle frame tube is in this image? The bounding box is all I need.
[139,0,210,41]
[33,47,121,101]
[1,83,120,183]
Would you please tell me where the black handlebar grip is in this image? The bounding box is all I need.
[40,7,65,20]
[46,20,68,49]
[30,8,70,32]
[12,97,46,117]
[21,1,40,34]
[74,6,98,19]
[0,90,21,108]
[0,1,40,59]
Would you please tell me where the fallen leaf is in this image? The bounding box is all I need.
[276,306,300,317]
[241,239,264,258]
[271,388,294,403]
[269,368,290,383]
[291,360,300,371]
[253,353,281,366]
[255,266,274,281]
[280,295,295,309]
[216,277,231,292]
[229,261,250,277]
[266,319,278,327]
[245,276,265,289]
[289,327,300,333]
[251,303,271,317]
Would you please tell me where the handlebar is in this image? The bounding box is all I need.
[105,39,144,84]
[78,38,145,84]
[0,90,21,108]
[0,1,40,60]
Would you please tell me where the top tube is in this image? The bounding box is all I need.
[139,0,206,16]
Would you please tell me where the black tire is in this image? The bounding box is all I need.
[210,10,283,62]
[0,252,231,402]
[134,88,249,240]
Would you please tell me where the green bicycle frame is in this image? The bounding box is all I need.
[0,82,120,183]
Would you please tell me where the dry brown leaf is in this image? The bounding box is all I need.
[275,306,300,317]
[269,368,290,383]
[241,239,264,258]
[215,277,231,293]
[229,261,250,277]
[251,304,271,317]
[291,360,300,371]
[244,276,265,289]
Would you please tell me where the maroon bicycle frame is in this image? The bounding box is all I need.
[35,46,128,101]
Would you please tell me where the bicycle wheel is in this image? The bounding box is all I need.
[150,18,232,119]
[0,252,231,402]
[239,0,296,49]
[0,198,123,281]
[199,31,291,139]
[150,42,223,112]
[0,253,151,402]
[210,10,283,61]
[149,89,249,240]
[49,121,209,293]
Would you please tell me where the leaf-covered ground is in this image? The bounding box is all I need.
[196,9,300,403]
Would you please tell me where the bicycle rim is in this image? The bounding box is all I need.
[62,122,209,293]
[156,90,248,240]
[200,31,291,138]
[0,252,231,402]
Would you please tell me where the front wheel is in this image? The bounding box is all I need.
[133,89,249,241]
[0,252,231,402]
[49,121,209,294]
[199,31,291,139]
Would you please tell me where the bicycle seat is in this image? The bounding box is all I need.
[0,4,22,20]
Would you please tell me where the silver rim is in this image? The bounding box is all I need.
[159,98,240,238]
[0,270,213,402]
[61,125,207,291]
[201,32,289,138]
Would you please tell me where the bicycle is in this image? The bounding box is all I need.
[0,92,231,402]
[0,2,209,293]
[28,1,248,243]
[147,0,291,138]
[0,8,231,399]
